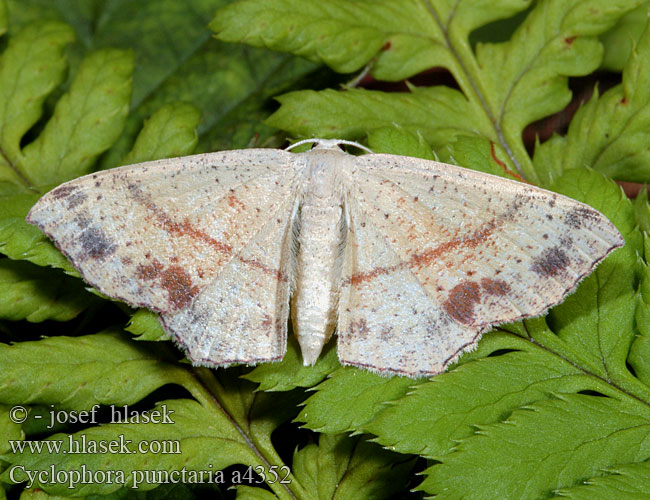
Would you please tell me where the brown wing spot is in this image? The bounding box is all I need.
[227,194,246,212]
[79,227,116,261]
[565,206,598,229]
[50,184,78,199]
[481,278,510,296]
[442,281,481,325]
[136,259,164,280]
[380,326,393,341]
[261,314,273,330]
[159,265,200,310]
[136,260,198,310]
[67,191,88,209]
[531,247,570,277]
[350,318,370,339]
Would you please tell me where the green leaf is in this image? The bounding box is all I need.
[0,259,98,322]
[120,102,200,166]
[534,18,650,184]
[364,331,607,458]
[298,369,414,434]
[291,433,412,500]
[191,369,306,500]
[6,1,237,111]
[0,185,73,270]
[211,0,533,78]
[366,126,435,160]
[634,187,650,233]
[0,331,195,410]
[474,1,617,178]
[0,37,205,280]
[181,43,317,154]
[90,0,318,167]
[4,0,96,39]
[243,335,339,392]
[0,336,305,499]
[4,0,317,165]
[88,0,226,108]
[542,169,640,384]
[422,394,650,499]
[600,4,648,71]
[552,461,650,499]
[222,0,645,183]
[629,252,650,387]
[0,0,7,37]
[211,1,386,74]
[0,26,134,271]
[0,405,24,456]
[21,48,133,187]
[125,309,168,342]
[266,86,481,153]
[437,135,523,180]
[100,38,309,167]
[236,486,278,500]
[0,21,74,186]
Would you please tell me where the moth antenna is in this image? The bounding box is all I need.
[286,138,374,154]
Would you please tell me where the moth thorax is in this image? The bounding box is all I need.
[300,149,350,205]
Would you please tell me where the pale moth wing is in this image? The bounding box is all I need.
[339,154,623,375]
[27,149,300,365]
[27,140,624,377]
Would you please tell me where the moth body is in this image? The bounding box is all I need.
[291,145,351,364]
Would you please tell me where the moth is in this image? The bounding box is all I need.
[27,139,624,377]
